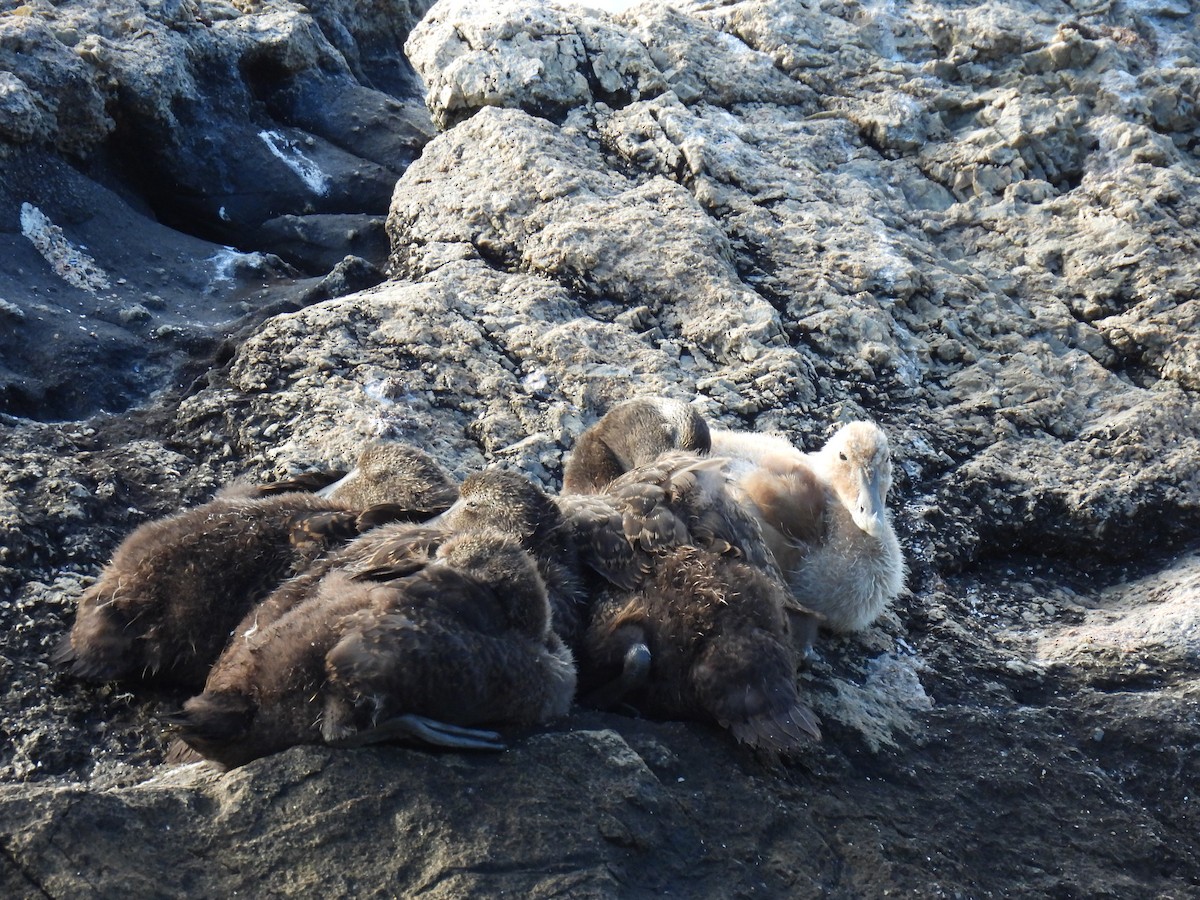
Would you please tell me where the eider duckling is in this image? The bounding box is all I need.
[716,421,906,633]
[439,468,588,652]
[562,396,711,495]
[56,440,455,687]
[316,440,459,514]
[209,468,585,660]
[55,492,408,687]
[168,474,577,769]
[559,452,822,753]
[248,440,459,516]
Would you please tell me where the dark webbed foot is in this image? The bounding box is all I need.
[329,714,507,751]
[582,642,652,710]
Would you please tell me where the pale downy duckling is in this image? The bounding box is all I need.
[559,452,822,754]
[562,397,711,495]
[717,422,906,633]
[168,524,576,770]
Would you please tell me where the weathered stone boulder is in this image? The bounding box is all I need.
[0,0,434,419]
[2,0,1198,895]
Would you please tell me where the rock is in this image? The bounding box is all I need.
[0,0,435,419]
[296,254,386,304]
[1037,551,1200,684]
[1,0,1199,895]
[0,15,112,154]
[0,70,52,145]
[406,0,666,129]
[258,213,390,273]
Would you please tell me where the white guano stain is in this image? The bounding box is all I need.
[258,129,330,196]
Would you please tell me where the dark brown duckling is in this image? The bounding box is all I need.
[439,467,589,652]
[562,397,711,495]
[559,452,822,754]
[315,440,459,514]
[247,440,459,517]
[563,451,796,596]
[208,468,586,669]
[168,480,577,769]
[54,492,408,687]
[584,545,820,751]
[56,441,458,688]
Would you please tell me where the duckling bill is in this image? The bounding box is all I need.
[247,439,459,516]
[315,440,459,514]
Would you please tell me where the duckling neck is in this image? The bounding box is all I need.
[789,500,905,633]
[833,498,902,575]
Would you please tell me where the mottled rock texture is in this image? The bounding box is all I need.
[0,0,434,418]
[2,0,1199,896]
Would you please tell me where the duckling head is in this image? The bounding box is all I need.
[442,469,564,549]
[436,530,551,637]
[818,422,893,539]
[319,440,458,512]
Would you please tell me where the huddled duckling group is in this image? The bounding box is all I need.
[57,398,905,769]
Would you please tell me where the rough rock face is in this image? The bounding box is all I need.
[2,0,1199,896]
[0,0,434,418]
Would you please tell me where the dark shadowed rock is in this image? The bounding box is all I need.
[2,719,1194,898]
[258,214,391,274]
[0,0,434,419]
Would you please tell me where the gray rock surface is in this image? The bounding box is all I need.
[2,0,1199,895]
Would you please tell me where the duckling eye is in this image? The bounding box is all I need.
[838,452,848,461]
